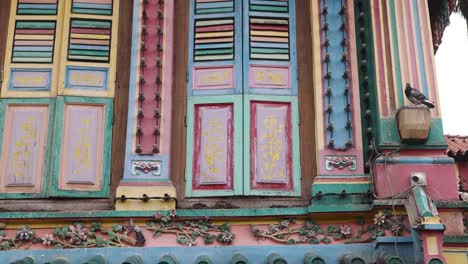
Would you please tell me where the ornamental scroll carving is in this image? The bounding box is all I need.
[325,156,357,171]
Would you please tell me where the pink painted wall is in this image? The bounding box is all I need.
[374,160,459,200]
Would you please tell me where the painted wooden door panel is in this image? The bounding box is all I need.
[185,96,243,197]
[50,96,113,198]
[0,99,55,198]
[187,0,299,197]
[244,96,300,196]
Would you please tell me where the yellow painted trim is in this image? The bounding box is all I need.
[160,0,168,154]
[115,185,176,211]
[2,216,372,229]
[380,1,391,114]
[370,0,383,116]
[400,0,413,94]
[129,0,144,154]
[70,33,111,40]
[420,216,442,225]
[443,252,468,264]
[313,181,371,184]
[14,15,58,20]
[386,0,399,110]
[195,31,234,38]
[394,0,410,107]
[57,0,119,98]
[408,1,423,101]
[420,0,441,117]
[427,236,439,255]
[346,0,363,149]
[310,0,323,150]
[250,30,288,37]
[14,35,55,40]
[69,13,115,20]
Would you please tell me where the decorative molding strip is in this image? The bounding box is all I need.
[65,66,109,90]
[325,156,357,171]
[193,66,235,90]
[249,65,291,89]
[131,161,162,176]
[0,211,408,250]
[321,0,353,150]
[125,155,169,181]
[8,68,52,91]
[123,0,174,181]
[134,0,165,154]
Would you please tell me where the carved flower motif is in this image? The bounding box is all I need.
[169,209,177,218]
[340,225,352,237]
[16,226,34,241]
[279,220,290,229]
[123,219,135,232]
[305,230,317,238]
[154,212,163,220]
[219,231,234,244]
[41,234,54,246]
[373,213,386,226]
[0,236,4,242]
[68,224,88,245]
[268,224,280,234]
[391,222,402,235]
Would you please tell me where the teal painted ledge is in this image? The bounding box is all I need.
[0,201,464,219]
[377,118,446,149]
[443,235,468,244]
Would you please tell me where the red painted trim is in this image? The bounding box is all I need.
[250,24,288,31]
[15,29,55,35]
[71,28,111,35]
[195,25,234,33]
[136,0,166,154]
[250,101,293,191]
[192,104,234,191]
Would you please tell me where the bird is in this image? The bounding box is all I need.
[405,83,435,108]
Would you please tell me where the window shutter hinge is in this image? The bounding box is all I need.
[184,115,187,127]
[0,71,3,85]
[186,71,189,83]
[298,114,301,126]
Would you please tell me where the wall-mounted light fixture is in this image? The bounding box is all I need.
[396,106,431,144]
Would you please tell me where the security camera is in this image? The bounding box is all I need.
[410,172,426,186]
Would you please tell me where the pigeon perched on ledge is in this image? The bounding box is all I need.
[405,83,435,108]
